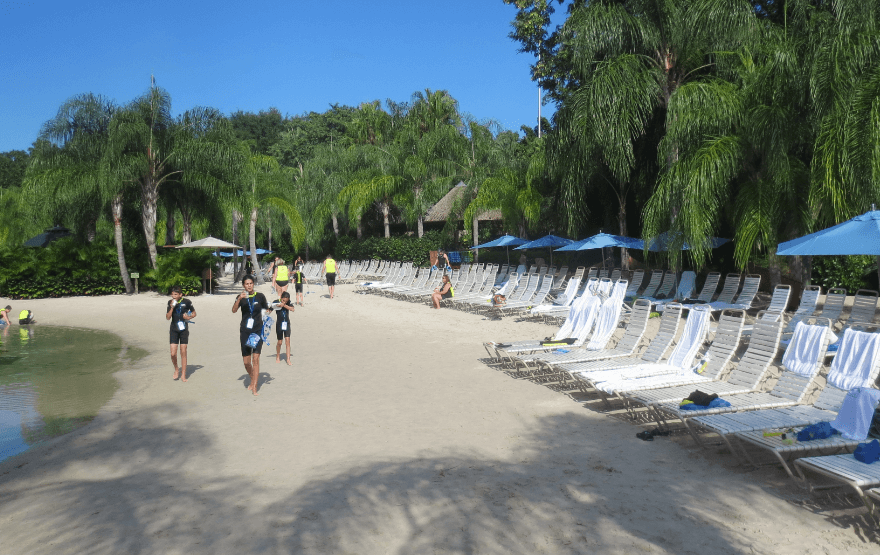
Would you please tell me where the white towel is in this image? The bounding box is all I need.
[570,297,602,345]
[675,271,697,301]
[831,387,880,440]
[595,371,713,395]
[586,295,621,350]
[827,328,880,390]
[781,321,826,378]
[667,307,710,369]
[553,296,591,340]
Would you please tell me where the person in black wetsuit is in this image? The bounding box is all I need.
[232,274,269,396]
[166,285,197,381]
[274,291,295,365]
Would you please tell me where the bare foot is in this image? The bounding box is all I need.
[286,359,292,366]
[181,371,188,383]
[252,388,260,396]
[275,356,281,364]
[172,368,180,380]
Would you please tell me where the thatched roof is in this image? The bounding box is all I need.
[424,181,502,222]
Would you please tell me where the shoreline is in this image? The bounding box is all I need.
[0,281,877,553]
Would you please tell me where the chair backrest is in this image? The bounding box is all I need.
[555,277,581,306]
[725,315,784,389]
[599,298,652,352]
[714,273,742,304]
[596,277,613,298]
[587,267,599,279]
[598,268,609,279]
[814,328,880,411]
[703,309,746,379]
[766,284,792,313]
[795,285,821,317]
[732,275,761,308]
[582,277,599,295]
[625,269,645,298]
[496,272,519,296]
[652,271,677,299]
[639,303,683,363]
[770,319,833,402]
[674,271,697,301]
[666,306,711,368]
[847,289,879,325]
[696,272,721,302]
[639,270,664,298]
[571,266,586,281]
[584,283,629,348]
[551,266,568,289]
[610,268,622,282]
[818,287,847,321]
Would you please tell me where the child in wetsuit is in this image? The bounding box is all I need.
[292,267,305,306]
[274,291,295,365]
[166,285,196,382]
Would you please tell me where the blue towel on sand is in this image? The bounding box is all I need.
[854,440,880,464]
[796,422,839,442]
[680,398,731,411]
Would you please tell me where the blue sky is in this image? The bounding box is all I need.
[1,0,561,152]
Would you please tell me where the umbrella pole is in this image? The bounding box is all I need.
[506,246,510,266]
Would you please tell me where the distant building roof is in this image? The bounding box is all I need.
[424,181,502,222]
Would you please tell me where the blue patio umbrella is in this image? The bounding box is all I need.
[643,231,729,252]
[555,232,643,270]
[216,248,273,258]
[513,234,574,265]
[471,234,528,265]
[777,209,880,255]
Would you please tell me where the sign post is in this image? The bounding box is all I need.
[130,272,139,295]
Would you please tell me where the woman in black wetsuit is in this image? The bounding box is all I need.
[232,275,269,396]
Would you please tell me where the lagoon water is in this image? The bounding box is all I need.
[0,325,124,462]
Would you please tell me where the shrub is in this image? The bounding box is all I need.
[336,231,446,264]
[812,255,877,294]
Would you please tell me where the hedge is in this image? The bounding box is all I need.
[336,231,446,264]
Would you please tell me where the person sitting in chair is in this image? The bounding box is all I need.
[431,274,454,309]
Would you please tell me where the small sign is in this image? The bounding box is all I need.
[130,273,140,279]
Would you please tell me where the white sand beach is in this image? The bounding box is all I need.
[1,279,878,554]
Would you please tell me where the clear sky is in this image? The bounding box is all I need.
[1,0,559,152]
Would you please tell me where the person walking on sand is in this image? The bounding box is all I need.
[322,253,337,299]
[272,257,290,298]
[292,265,305,306]
[232,275,268,396]
[431,274,454,309]
[166,285,196,382]
[274,291,294,365]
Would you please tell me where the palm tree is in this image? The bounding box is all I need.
[24,93,135,293]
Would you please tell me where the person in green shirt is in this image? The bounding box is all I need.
[322,253,337,299]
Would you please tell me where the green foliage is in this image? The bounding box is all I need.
[144,249,216,296]
[0,149,30,189]
[336,231,445,264]
[812,256,876,294]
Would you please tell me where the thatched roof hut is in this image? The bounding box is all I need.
[424,182,502,222]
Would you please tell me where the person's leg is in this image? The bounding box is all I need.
[179,344,188,382]
[431,293,439,309]
[285,336,291,365]
[242,356,254,391]
[251,354,261,395]
[170,343,180,379]
[276,339,282,362]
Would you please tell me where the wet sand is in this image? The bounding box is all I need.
[0,279,878,554]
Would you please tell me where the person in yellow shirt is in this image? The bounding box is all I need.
[0,306,11,326]
[322,254,337,299]
[272,257,290,298]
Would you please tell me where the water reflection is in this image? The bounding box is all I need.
[0,325,123,462]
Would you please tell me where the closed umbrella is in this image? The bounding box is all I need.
[513,234,574,265]
[777,209,880,255]
[470,234,528,265]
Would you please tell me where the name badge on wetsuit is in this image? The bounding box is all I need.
[246,318,254,329]
[281,321,287,331]
[177,321,185,331]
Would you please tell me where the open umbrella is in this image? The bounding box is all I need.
[471,234,528,265]
[777,209,880,255]
[513,234,574,265]
[555,233,642,269]
[642,231,729,252]
[216,248,273,258]
[23,225,72,248]
[176,236,242,294]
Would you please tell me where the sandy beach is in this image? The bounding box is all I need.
[1,278,878,554]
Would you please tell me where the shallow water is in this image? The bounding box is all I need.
[0,325,126,462]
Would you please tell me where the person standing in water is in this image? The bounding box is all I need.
[272,257,290,298]
[0,306,11,326]
[274,291,295,365]
[166,285,196,381]
[232,275,268,396]
[292,265,305,306]
[322,253,337,299]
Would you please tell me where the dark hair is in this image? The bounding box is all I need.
[170,285,182,294]
[242,275,254,285]
[281,291,291,299]
[4,305,10,311]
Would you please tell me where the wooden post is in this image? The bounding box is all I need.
[130,272,139,295]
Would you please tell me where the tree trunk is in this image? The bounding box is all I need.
[802,255,812,286]
[356,219,363,239]
[181,205,192,245]
[141,178,159,269]
[232,209,243,281]
[112,194,134,294]
[87,219,97,243]
[768,246,782,290]
[417,216,424,238]
[249,206,262,284]
[165,204,175,245]
[473,216,479,263]
[331,213,339,237]
[618,199,629,271]
[789,256,802,283]
[305,243,310,260]
[382,201,390,238]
